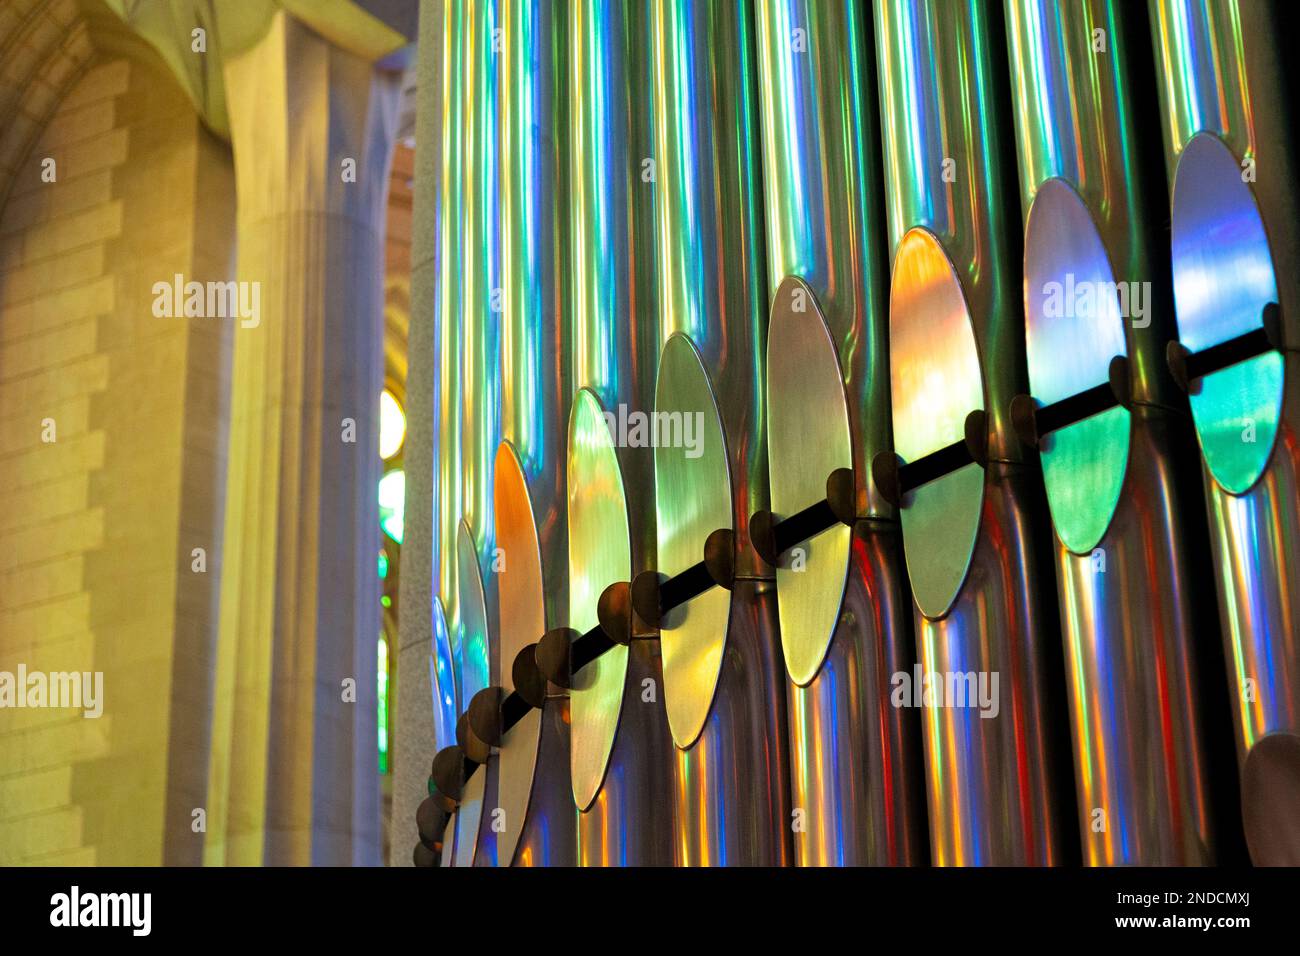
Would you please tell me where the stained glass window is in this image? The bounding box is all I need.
[379,388,407,460]
[377,631,390,774]
[378,468,405,544]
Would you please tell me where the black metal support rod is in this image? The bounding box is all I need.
[897,440,974,495]
[658,560,719,615]
[414,475,853,863]
[424,317,1292,862]
[500,692,531,734]
[772,499,838,555]
[636,497,844,632]
[571,625,614,672]
[1035,382,1117,437]
[1029,326,1276,453]
[1186,326,1274,380]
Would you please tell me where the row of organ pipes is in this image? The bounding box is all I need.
[414,0,1300,867]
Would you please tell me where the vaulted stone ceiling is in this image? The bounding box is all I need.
[0,0,417,217]
[0,1,96,213]
[96,0,416,139]
[0,0,418,415]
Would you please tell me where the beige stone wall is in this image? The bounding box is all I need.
[0,53,235,865]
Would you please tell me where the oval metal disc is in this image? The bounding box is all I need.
[567,389,632,811]
[654,333,732,748]
[1024,179,1131,554]
[431,596,459,751]
[452,519,491,866]
[492,441,545,864]
[1242,731,1300,865]
[1172,132,1283,494]
[766,276,852,686]
[889,228,984,619]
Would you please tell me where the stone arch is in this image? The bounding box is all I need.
[0,1,236,866]
[0,1,97,213]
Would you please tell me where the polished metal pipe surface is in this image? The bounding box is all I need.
[755,0,925,866]
[650,1,791,866]
[1150,0,1300,862]
[1005,0,1227,864]
[496,0,577,868]
[876,0,1070,865]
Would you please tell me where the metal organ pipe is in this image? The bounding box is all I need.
[451,520,495,867]
[489,0,577,869]
[1003,0,1232,866]
[1150,0,1300,866]
[412,0,1300,871]
[565,0,674,867]
[647,0,792,866]
[754,0,926,866]
[460,0,504,869]
[426,0,467,866]
[433,0,467,716]
[873,0,1069,866]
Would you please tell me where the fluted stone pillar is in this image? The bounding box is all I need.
[204,8,400,866]
[389,0,443,867]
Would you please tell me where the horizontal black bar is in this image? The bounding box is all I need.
[773,499,838,555]
[898,440,973,495]
[659,560,718,615]
[500,691,530,736]
[432,491,850,845]
[569,501,842,674]
[1035,381,1118,437]
[1186,326,1274,380]
[625,500,845,648]
[445,489,856,814]
[455,686,564,795]
[420,316,1273,853]
[571,625,615,673]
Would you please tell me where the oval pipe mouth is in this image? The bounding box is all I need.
[1242,731,1300,866]
[1022,178,1131,555]
[451,519,492,865]
[490,441,550,865]
[565,389,633,812]
[887,228,985,619]
[1171,132,1284,495]
[765,276,853,685]
[652,332,732,748]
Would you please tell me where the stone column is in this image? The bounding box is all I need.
[389,0,443,867]
[204,8,399,866]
